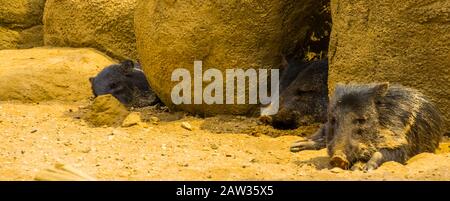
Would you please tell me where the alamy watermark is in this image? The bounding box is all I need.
[170,61,280,115]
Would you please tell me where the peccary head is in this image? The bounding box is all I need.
[90,60,159,107]
[263,60,328,129]
[326,83,389,169]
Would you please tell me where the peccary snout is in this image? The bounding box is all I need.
[330,150,350,170]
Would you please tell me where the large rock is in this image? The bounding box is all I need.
[135,0,322,116]
[328,0,450,131]
[0,47,115,102]
[43,0,138,60]
[0,26,43,49]
[0,0,45,49]
[0,0,45,29]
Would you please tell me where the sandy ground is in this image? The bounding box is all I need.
[0,100,449,181]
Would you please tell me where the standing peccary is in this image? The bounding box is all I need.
[290,82,443,171]
[260,59,328,129]
[90,60,160,108]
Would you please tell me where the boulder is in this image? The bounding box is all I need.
[135,0,322,115]
[0,27,20,49]
[0,0,45,49]
[43,0,138,60]
[0,0,45,29]
[328,0,450,131]
[0,47,115,102]
[0,25,43,49]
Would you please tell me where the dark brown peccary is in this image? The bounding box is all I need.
[90,60,161,108]
[291,83,443,170]
[260,59,328,129]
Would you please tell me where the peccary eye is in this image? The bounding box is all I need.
[297,89,314,95]
[109,83,118,89]
[353,118,366,124]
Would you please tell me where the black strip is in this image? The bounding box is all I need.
[0,181,447,200]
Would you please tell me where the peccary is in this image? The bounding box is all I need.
[290,83,443,171]
[89,60,160,108]
[260,59,328,129]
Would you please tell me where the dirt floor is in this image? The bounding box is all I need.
[0,100,449,181]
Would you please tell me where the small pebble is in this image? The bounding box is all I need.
[210,144,219,150]
[181,122,192,131]
[80,147,91,153]
[150,117,160,125]
[330,167,344,173]
[122,112,142,127]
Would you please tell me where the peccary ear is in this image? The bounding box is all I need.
[134,62,142,70]
[89,77,95,84]
[120,60,135,69]
[371,82,389,96]
[332,83,346,99]
[334,83,346,92]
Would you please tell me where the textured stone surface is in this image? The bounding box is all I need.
[44,0,138,60]
[0,0,45,49]
[83,94,130,127]
[0,0,45,28]
[0,25,43,49]
[135,0,321,115]
[328,0,450,131]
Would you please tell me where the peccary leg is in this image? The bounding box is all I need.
[363,152,383,171]
[290,123,327,152]
[363,148,408,171]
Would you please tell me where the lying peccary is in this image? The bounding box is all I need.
[260,59,328,129]
[89,60,160,108]
[291,82,443,170]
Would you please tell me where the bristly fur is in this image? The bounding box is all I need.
[326,82,443,165]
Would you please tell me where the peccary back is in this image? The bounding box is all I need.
[374,84,443,154]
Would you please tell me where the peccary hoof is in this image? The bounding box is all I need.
[290,139,316,152]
